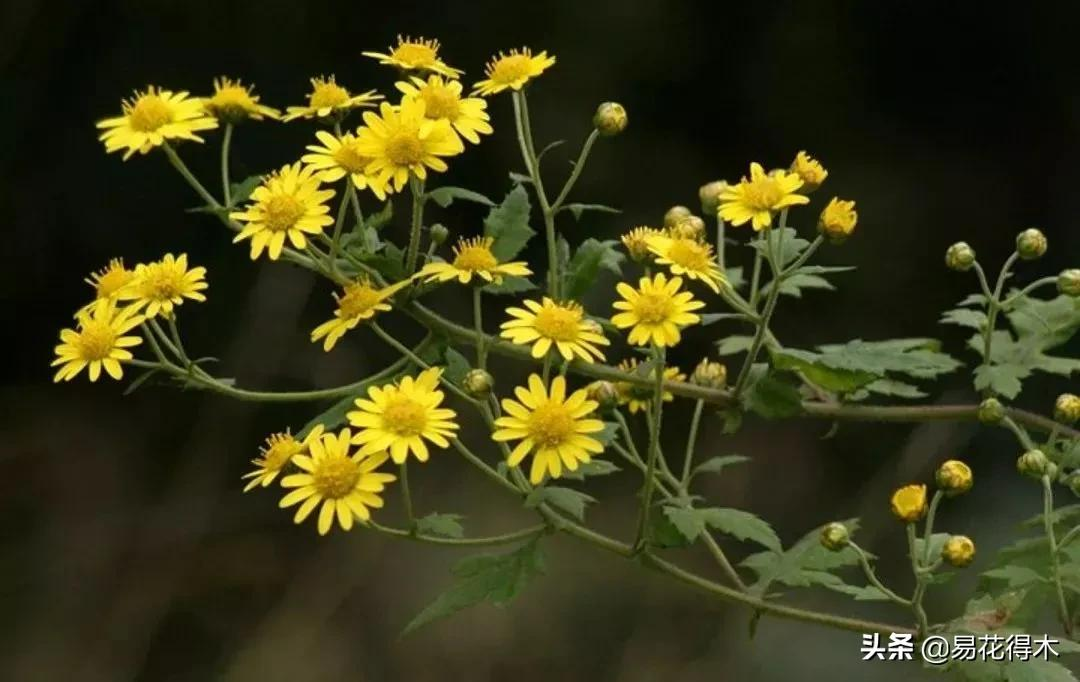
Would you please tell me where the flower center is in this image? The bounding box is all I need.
[312,457,360,499]
[263,194,306,232]
[211,85,254,110]
[419,86,461,119]
[140,263,184,300]
[526,403,575,448]
[666,239,711,270]
[385,132,425,165]
[77,320,117,360]
[743,178,785,211]
[489,54,531,84]
[391,42,437,67]
[634,293,674,324]
[332,140,371,174]
[452,245,498,272]
[128,95,173,132]
[262,436,302,471]
[383,395,428,436]
[336,284,382,319]
[310,82,350,109]
[533,305,583,342]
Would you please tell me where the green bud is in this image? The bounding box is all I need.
[1058,269,1080,297]
[820,522,850,552]
[698,180,728,215]
[1017,449,1051,479]
[977,398,1005,425]
[593,102,627,137]
[1055,394,1080,425]
[945,242,976,272]
[1016,228,1047,260]
[585,380,619,412]
[691,359,727,388]
[935,460,973,496]
[1068,474,1080,498]
[430,224,450,246]
[663,205,692,228]
[462,369,494,399]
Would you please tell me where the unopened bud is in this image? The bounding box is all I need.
[1017,449,1051,479]
[935,460,973,496]
[791,151,828,193]
[621,227,659,262]
[946,242,976,272]
[1055,394,1080,425]
[430,224,449,246]
[663,205,692,228]
[1016,228,1047,260]
[586,380,619,412]
[462,369,494,399]
[691,359,727,388]
[593,102,627,137]
[890,484,928,523]
[669,215,706,241]
[820,522,850,551]
[977,397,1005,425]
[942,535,976,568]
[1058,269,1080,297]
[1068,474,1080,498]
[698,180,728,215]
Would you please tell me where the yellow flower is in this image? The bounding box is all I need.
[347,368,459,464]
[301,129,389,200]
[941,535,976,568]
[621,226,664,262]
[203,77,280,123]
[500,298,610,363]
[790,151,827,192]
[416,236,531,285]
[96,86,218,160]
[718,162,809,231]
[310,278,410,351]
[279,427,396,535]
[117,253,207,319]
[890,484,928,522]
[52,301,144,382]
[492,375,606,484]
[935,460,973,496]
[615,358,685,414]
[361,35,463,78]
[396,75,493,144]
[242,425,324,492]
[473,48,556,96]
[230,163,335,260]
[611,273,704,347]
[818,197,858,243]
[283,76,382,122]
[80,258,136,313]
[355,99,465,192]
[645,234,727,293]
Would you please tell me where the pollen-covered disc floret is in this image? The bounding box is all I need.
[492,375,606,484]
[230,163,335,260]
[416,236,531,285]
[645,234,727,293]
[96,86,218,160]
[278,427,396,535]
[347,368,459,464]
[204,77,280,123]
[621,226,664,262]
[500,298,610,363]
[611,272,704,347]
[310,278,410,352]
[473,48,556,96]
[615,357,685,414]
[81,258,136,313]
[362,35,463,78]
[242,425,324,492]
[283,76,382,122]
[52,301,144,382]
[355,99,465,192]
[118,253,207,319]
[396,75,493,145]
[302,129,387,200]
[718,162,809,231]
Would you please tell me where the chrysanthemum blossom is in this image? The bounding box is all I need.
[500,298,609,363]
[718,162,809,231]
[302,129,388,200]
[362,35,463,78]
[230,163,335,260]
[611,273,704,347]
[96,86,218,159]
[283,76,382,122]
[52,301,144,382]
[355,99,464,192]
[396,75,492,144]
[310,278,410,351]
[80,258,135,314]
[645,234,727,293]
[203,77,280,123]
[118,253,207,318]
[473,48,556,96]
[242,425,325,492]
[416,236,530,285]
[615,358,685,414]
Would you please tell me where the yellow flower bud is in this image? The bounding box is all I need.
[942,535,976,568]
[691,358,727,388]
[1058,269,1080,297]
[586,380,619,412]
[463,369,494,399]
[1017,449,1052,479]
[945,242,977,272]
[1055,394,1080,425]
[790,151,828,193]
[820,522,850,551]
[890,484,928,523]
[621,226,661,262]
[663,205,692,228]
[668,215,706,241]
[935,460,973,496]
[593,102,627,136]
[1016,228,1047,260]
[699,180,729,215]
[977,397,1005,425]
[817,197,857,243]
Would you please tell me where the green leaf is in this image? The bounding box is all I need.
[508,171,532,185]
[981,565,1045,588]
[415,513,465,539]
[561,203,621,221]
[364,199,395,232]
[750,227,810,267]
[402,540,545,635]
[700,313,745,327]
[725,266,746,290]
[716,335,754,356]
[941,308,989,330]
[692,455,750,478]
[563,238,625,300]
[741,366,804,418]
[426,186,494,208]
[1020,504,1080,529]
[561,459,621,481]
[912,532,950,561]
[974,364,1025,399]
[483,275,537,295]
[950,661,1007,682]
[663,506,781,551]
[483,185,535,260]
[771,347,878,392]
[594,422,620,446]
[648,508,693,548]
[760,266,854,299]
[228,174,263,206]
[823,583,895,601]
[361,242,406,281]
[815,338,963,380]
[1004,660,1077,682]
[741,518,864,595]
[525,486,595,522]
[299,394,359,437]
[442,347,471,386]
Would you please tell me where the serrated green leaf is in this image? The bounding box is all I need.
[716,335,754,356]
[562,203,621,221]
[742,366,804,418]
[749,227,810,267]
[402,540,544,635]
[442,348,471,386]
[563,238,625,300]
[426,186,495,208]
[508,171,532,185]
[1020,504,1080,529]
[228,175,263,206]
[815,338,962,380]
[692,454,749,478]
[862,378,927,398]
[483,275,537,295]
[981,565,1045,588]
[360,242,406,281]
[663,506,780,551]
[824,583,895,601]
[725,266,746,290]
[700,313,745,326]
[771,347,878,392]
[1004,660,1077,682]
[974,364,1025,399]
[741,518,864,595]
[648,508,693,548]
[941,308,989,330]
[561,458,620,481]
[483,185,535,260]
[415,513,465,539]
[525,486,595,522]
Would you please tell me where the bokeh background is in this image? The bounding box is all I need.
[4,1,1080,680]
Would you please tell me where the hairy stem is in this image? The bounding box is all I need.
[405,177,426,275]
[680,399,705,485]
[634,346,666,550]
[1043,475,1074,637]
[220,123,233,205]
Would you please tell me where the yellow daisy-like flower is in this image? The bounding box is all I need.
[615,358,686,415]
[80,258,136,313]
[96,86,218,160]
[718,162,810,231]
[492,375,605,484]
[416,236,531,285]
[230,163,335,260]
[890,484,928,523]
[361,35,463,78]
[473,48,556,96]
[818,197,858,243]
[790,150,828,192]
[621,226,664,262]
[242,424,325,492]
[301,129,389,200]
[396,75,493,144]
[52,301,144,382]
[117,253,208,319]
[282,76,382,122]
[645,234,727,293]
[611,273,705,347]
[310,278,411,351]
[203,77,280,123]
[355,99,465,192]
[347,368,459,464]
[279,427,396,535]
[500,298,610,363]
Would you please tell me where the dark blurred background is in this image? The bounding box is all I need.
[4,1,1080,680]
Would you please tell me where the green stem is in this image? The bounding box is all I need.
[473,287,487,369]
[329,182,354,278]
[1001,415,1037,450]
[1001,276,1058,308]
[1043,475,1074,637]
[400,461,415,531]
[979,252,1020,398]
[634,346,666,550]
[220,123,234,206]
[369,521,545,547]
[551,128,600,211]
[165,316,190,366]
[450,438,521,494]
[782,234,825,276]
[748,235,765,308]
[680,399,705,485]
[850,542,911,606]
[922,490,944,566]
[369,321,477,405]
[906,523,931,637]
[732,232,784,399]
[511,91,559,297]
[163,142,220,208]
[715,215,726,271]
[404,177,426,275]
